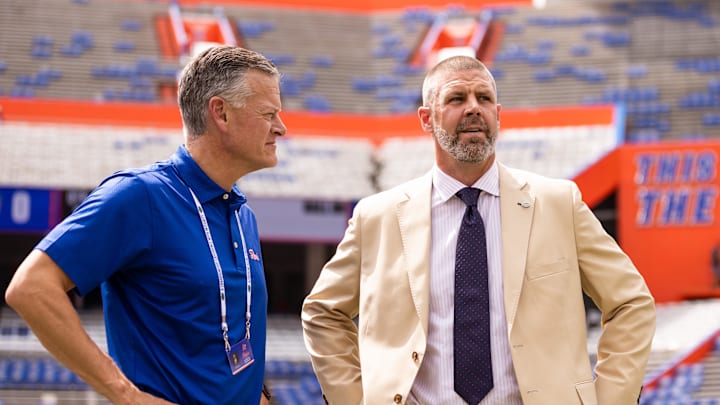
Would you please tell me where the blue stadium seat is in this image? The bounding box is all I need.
[570,44,590,57]
[9,87,35,98]
[371,23,392,35]
[59,44,84,57]
[494,43,529,63]
[310,55,334,68]
[679,132,707,141]
[264,53,295,67]
[58,31,95,58]
[401,6,434,24]
[380,35,401,48]
[526,51,551,65]
[536,39,555,50]
[236,20,276,38]
[135,58,160,76]
[301,71,317,89]
[702,113,720,127]
[280,78,303,97]
[573,67,606,83]
[120,19,142,31]
[600,31,630,47]
[31,46,52,59]
[627,64,648,78]
[300,375,321,395]
[489,67,504,81]
[627,129,660,143]
[129,76,152,90]
[708,79,720,94]
[113,40,136,53]
[679,92,720,109]
[698,15,717,28]
[32,35,54,47]
[352,77,378,93]
[303,95,331,112]
[533,69,556,82]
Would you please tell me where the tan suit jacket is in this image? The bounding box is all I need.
[302,163,656,405]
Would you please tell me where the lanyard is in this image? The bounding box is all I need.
[187,187,253,352]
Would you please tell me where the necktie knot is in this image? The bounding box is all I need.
[456,187,481,208]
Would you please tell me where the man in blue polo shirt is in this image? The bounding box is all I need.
[5,46,286,404]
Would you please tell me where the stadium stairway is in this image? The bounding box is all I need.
[640,345,720,404]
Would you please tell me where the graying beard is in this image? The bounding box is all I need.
[436,128,494,163]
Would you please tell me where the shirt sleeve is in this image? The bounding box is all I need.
[37,173,154,295]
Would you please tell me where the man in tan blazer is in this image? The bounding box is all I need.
[301,56,656,405]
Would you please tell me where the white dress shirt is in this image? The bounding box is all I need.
[408,163,523,405]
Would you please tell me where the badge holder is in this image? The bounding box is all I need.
[190,187,257,376]
[225,324,254,375]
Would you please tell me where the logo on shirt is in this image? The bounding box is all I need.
[248,249,260,261]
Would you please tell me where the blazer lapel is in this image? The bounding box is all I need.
[396,173,433,335]
[498,164,534,331]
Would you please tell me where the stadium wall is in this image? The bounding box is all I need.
[0,97,613,144]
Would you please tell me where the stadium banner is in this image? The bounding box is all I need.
[618,141,720,303]
[0,188,62,233]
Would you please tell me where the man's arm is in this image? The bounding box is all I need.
[301,208,364,404]
[570,183,656,404]
[5,249,175,405]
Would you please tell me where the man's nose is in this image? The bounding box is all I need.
[464,97,483,116]
[273,117,287,137]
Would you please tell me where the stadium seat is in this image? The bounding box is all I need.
[120,19,142,31]
[303,95,331,112]
[113,40,136,52]
[310,55,334,68]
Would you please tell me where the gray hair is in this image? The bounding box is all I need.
[177,46,279,138]
[421,56,497,108]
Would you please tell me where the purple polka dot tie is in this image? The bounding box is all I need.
[454,187,493,405]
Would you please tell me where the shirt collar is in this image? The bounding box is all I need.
[171,145,247,205]
[432,160,500,204]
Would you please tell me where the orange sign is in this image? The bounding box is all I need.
[618,142,720,302]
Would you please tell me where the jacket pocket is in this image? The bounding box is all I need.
[526,257,569,280]
[575,380,598,405]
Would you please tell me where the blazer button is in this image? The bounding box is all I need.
[394,394,402,403]
[412,351,419,362]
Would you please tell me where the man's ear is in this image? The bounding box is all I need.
[208,97,228,129]
[418,106,433,133]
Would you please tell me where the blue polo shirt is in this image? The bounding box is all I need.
[37,145,268,404]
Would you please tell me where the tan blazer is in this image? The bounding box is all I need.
[302,163,656,405]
